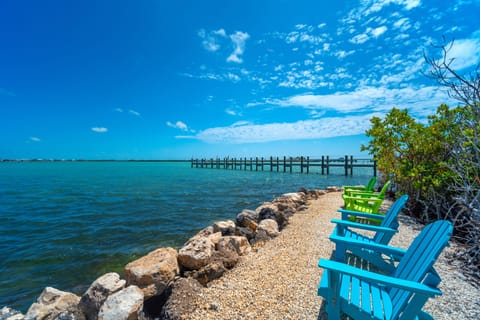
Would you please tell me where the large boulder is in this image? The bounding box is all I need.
[25,287,85,320]
[125,247,179,299]
[235,209,259,231]
[97,286,144,320]
[160,278,203,320]
[212,220,236,235]
[79,272,126,320]
[178,237,215,271]
[255,219,280,241]
[217,236,251,256]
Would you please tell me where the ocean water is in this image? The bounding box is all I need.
[0,161,373,311]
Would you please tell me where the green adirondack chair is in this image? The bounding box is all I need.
[343,177,377,196]
[342,180,391,214]
[318,220,453,320]
[331,195,409,266]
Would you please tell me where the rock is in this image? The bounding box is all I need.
[255,219,280,241]
[207,232,222,245]
[78,272,126,320]
[0,306,24,320]
[257,204,289,229]
[183,226,214,246]
[160,278,203,320]
[125,247,179,299]
[280,192,306,205]
[217,236,251,256]
[327,186,341,192]
[235,226,255,240]
[97,286,144,320]
[236,209,259,230]
[212,220,236,235]
[178,237,215,271]
[296,205,309,211]
[257,204,277,221]
[25,287,85,320]
[184,261,227,286]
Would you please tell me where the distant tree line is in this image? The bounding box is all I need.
[361,38,480,279]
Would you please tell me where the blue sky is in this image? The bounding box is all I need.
[1,0,479,160]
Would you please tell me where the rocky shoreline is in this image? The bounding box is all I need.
[1,188,332,320]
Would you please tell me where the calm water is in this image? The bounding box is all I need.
[0,161,372,311]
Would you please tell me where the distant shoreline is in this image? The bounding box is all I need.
[0,159,191,163]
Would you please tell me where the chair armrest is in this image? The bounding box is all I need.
[318,259,442,297]
[337,209,386,221]
[329,234,406,257]
[331,219,397,235]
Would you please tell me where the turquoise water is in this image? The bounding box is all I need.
[0,161,372,311]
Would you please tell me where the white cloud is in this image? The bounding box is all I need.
[334,50,355,59]
[227,31,250,63]
[128,109,141,116]
[191,114,377,144]
[448,37,480,70]
[198,28,227,52]
[266,85,453,116]
[115,108,124,112]
[350,33,370,44]
[167,120,195,132]
[225,108,242,116]
[371,26,388,37]
[350,26,387,44]
[91,127,108,133]
[393,17,411,31]
[30,137,41,142]
[365,0,422,15]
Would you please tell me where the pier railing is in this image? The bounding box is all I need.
[191,156,376,176]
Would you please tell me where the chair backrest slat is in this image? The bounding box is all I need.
[390,220,452,318]
[366,177,377,192]
[373,195,408,244]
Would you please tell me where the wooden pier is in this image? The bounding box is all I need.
[191,156,376,176]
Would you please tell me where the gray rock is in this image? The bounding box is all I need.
[212,220,236,235]
[235,226,255,240]
[97,286,144,320]
[125,247,179,299]
[255,219,280,241]
[236,209,259,230]
[257,204,289,229]
[217,236,251,256]
[25,287,85,320]
[178,237,215,271]
[79,272,126,320]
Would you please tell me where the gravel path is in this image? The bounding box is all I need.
[188,191,480,319]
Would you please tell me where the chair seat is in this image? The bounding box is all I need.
[340,273,393,320]
[319,270,393,320]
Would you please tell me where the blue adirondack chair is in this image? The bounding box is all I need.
[342,180,391,214]
[343,177,377,196]
[331,195,409,266]
[318,220,453,320]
